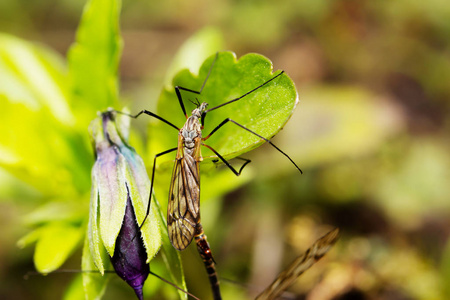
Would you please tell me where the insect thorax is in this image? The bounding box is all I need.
[181,116,202,154]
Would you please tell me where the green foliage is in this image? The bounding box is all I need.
[3,0,449,299]
[153,51,298,162]
[1,0,183,298]
[0,0,299,298]
[68,0,122,121]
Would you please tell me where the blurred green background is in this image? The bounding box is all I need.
[1,0,450,299]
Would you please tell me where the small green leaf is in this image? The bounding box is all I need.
[68,0,122,119]
[0,33,73,124]
[0,36,91,195]
[153,51,298,163]
[34,222,84,273]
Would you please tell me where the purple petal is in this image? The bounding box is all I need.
[110,191,149,300]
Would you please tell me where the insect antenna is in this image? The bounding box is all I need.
[174,52,218,117]
[187,97,201,108]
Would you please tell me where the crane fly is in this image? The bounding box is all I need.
[255,228,339,300]
[121,52,302,249]
[117,52,302,300]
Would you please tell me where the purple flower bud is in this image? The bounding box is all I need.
[110,193,149,300]
[87,110,162,299]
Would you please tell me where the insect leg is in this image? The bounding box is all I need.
[201,71,285,126]
[202,144,249,176]
[204,118,303,174]
[174,52,219,117]
[139,147,178,230]
[233,157,252,173]
[114,109,180,131]
[149,271,201,300]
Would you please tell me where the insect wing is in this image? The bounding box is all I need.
[255,228,339,300]
[167,137,201,250]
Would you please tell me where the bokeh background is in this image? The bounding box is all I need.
[1,0,449,299]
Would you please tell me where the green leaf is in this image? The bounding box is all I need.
[68,0,122,120]
[0,33,73,125]
[0,101,86,195]
[34,222,84,273]
[153,198,187,300]
[0,36,92,195]
[153,51,298,163]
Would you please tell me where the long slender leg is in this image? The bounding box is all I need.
[139,147,178,229]
[114,109,180,131]
[234,157,252,173]
[175,52,219,117]
[148,271,200,300]
[201,71,285,126]
[204,118,303,174]
[202,144,250,176]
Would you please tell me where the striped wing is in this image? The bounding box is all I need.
[167,148,201,250]
[255,228,339,300]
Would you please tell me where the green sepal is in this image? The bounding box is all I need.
[96,153,128,256]
[82,233,110,300]
[88,171,104,273]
